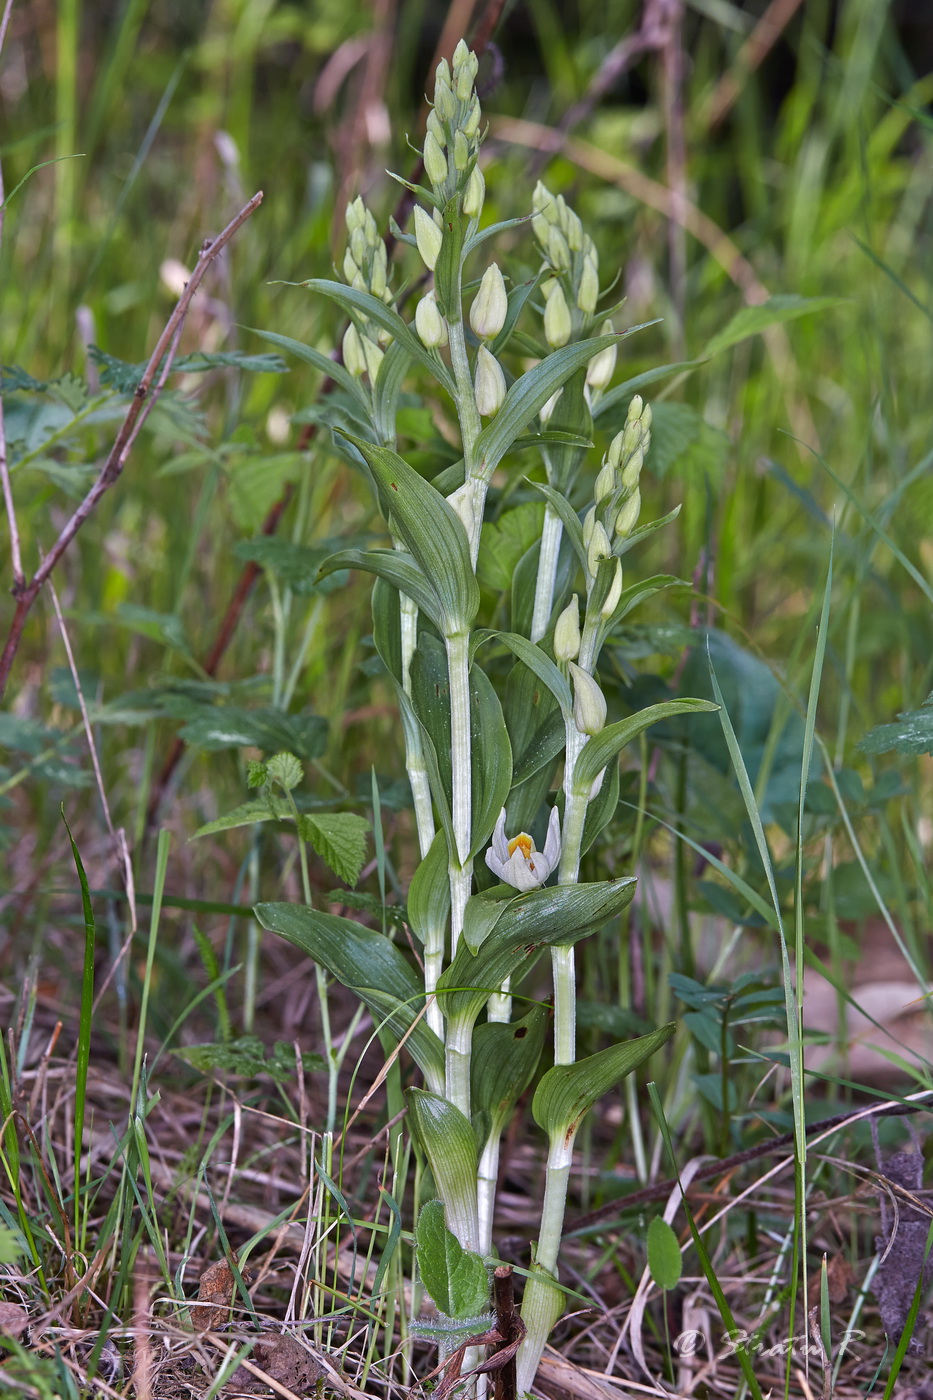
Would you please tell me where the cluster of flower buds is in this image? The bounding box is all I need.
[341,196,393,382]
[583,393,653,560]
[422,40,484,213]
[532,182,604,351]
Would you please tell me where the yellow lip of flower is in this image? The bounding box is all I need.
[507,832,534,860]
[486,807,561,891]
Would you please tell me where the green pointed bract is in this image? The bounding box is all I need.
[408,829,451,947]
[571,698,720,793]
[532,1024,676,1143]
[437,877,636,1029]
[461,885,515,954]
[254,903,445,1093]
[335,432,479,636]
[473,629,572,715]
[471,1005,549,1137]
[406,1089,481,1251]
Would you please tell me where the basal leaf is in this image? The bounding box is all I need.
[647,1216,683,1290]
[406,1089,480,1251]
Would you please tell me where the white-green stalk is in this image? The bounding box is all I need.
[530,504,564,643]
[444,1014,473,1120]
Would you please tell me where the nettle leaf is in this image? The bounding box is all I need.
[254,903,445,1092]
[532,1024,675,1142]
[179,706,328,760]
[88,345,287,392]
[702,295,843,360]
[233,538,334,594]
[477,503,545,590]
[647,1217,683,1291]
[438,878,637,1030]
[227,452,305,528]
[192,793,291,838]
[303,278,456,397]
[406,1089,480,1252]
[299,812,369,887]
[572,700,719,793]
[176,1035,325,1081]
[416,1200,489,1319]
[858,697,933,757]
[337,432,479,635]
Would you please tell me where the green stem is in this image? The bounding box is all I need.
[444,1016,472,1120]
[530,504,563,643]
[288,788,338,1133]
[446,630,473,953]
[515,1135,575,1396]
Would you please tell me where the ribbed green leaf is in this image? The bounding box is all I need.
[471,1005,549,1137]
[473,334,618,482]
[254,903,444,1092]
[462,886,515,954]
[319,547,445,633]
[337,433,479,635]
[579,760,620,855]
[304,278,456,396]
[406,1089,480,1251]
[438,878,636,1029]
[473,630,572,714]
[532,1024,675,1141]
[247,327,364,404]
[371,576,403,684]
[528,481,587,574]
[541,366,592,493]
[511,709,565,788]
[408,829,451,949]
[573,700,719,793]
[372,339,412,444]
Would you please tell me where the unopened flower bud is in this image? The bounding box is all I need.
[370,255,387,300]
[342,323,366,378]
[594,462,615,503]
[462,164,484,218]
[470,263,507,340]
[462,95,481,139]
[474,344,507,416]
[601,559,623,618]
[570,662,607,736]
[577,255,599,315]
[607,428,625,470]
[453,129,470,172]
[621,447,644,491]
[350,227,368,263]
[435,75,456,121]
[554,595,581,662]
[533,181,556,221]
[426,110,446,146]
[586,325,617,389]
[543,282,572,348]
[414,205,443,270]
[586,519,612,576]
[539,388,561,425]
[453,39,470,66]
[362,338,384,382]
[565,209,584,252]
[455,58,474,102]
[615,488,641,538]
[345,197,365,232]
[547,226,571,272]
[582,506,597,547]
[423,130,448,187]
[415,291,447,348]
[628,393,644,423]
[343,249,359,284]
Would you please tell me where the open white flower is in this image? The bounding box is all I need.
[485,807,561,891]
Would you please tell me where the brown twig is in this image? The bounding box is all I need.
[492,1265,521,1400]
[703,0,808,130]
[0,190,264,703]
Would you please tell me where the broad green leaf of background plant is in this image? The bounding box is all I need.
[702,295,844,359]
[176,1035,325,1081]
[532,1024,675,1141]
[572,699,719,793]
[647,1216,682,1290]
[477,503,545,590]
[438,878,637,1029]
[298,812,369,887]
[416,1200,489,1319]
[254,904,444,1092]
[337,431,480,634]
[178,705,328,760]
[858,695,933,757]
[406,1089,481,1252]
[192,794,291,838]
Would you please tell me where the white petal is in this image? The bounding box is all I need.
[490,808,510,862]
[504,853,543,891]
[543,806,561,867]
[485,848,506,880]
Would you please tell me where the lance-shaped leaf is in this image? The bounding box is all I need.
[371,576,403,684]
[532,1024,675,1143]
[247,327,365,405]
[473,630,572,715]
[416,1200,490,1319]
[407,1089,480,1252]
[437,878,637,1029]
[336,433,479,635]
[473,330,646,483]
[471,1005,549,1139]
[462,885,515,955]
[408,829,451,949]
[254,903,444,1093]
[372,339,412,445]
[579,759,620,856]
[303,278,456,396]
[511,708,565,788]
[541,366,592,494]
[572,699,720,794]
[319,547,446,633]
[528,481,587,574]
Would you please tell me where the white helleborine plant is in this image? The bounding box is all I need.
[486,807,561,891]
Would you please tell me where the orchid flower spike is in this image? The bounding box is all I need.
[485,807,561,891]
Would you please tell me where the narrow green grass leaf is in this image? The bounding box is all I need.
[62,813,95,1242]
[702,295,844,358]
